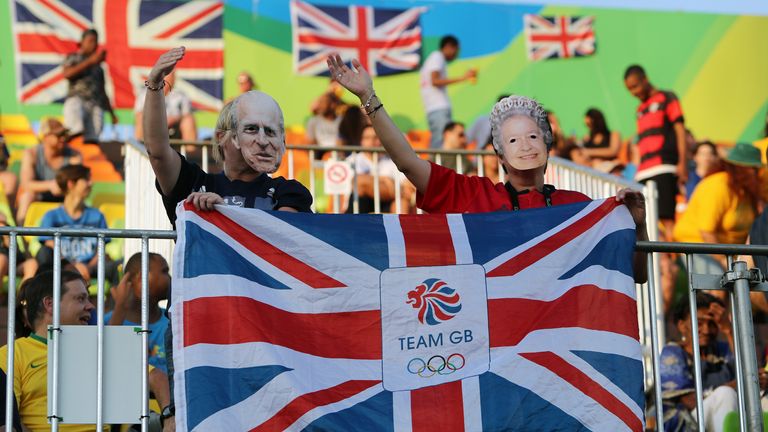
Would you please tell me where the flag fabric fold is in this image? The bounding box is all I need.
[524,14,596,61]
[172,199,643,431]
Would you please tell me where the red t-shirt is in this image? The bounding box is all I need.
[635,90,684,179]
[417,162,591,213]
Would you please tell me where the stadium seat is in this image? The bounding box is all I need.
[90,192,124,208]
[22,201,60,257]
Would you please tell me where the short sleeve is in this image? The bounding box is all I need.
[62,53,78,68]
[423,52,445,74]
[179,93,193,116]
[665,92,684,123]
[157,153,205,225]
[275,179,313,213]
[38,209,57,241]
[306,117,318,141]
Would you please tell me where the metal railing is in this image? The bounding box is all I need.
[2,227,175,432]
[2,230,767,430]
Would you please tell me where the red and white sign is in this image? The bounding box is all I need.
[324,160,353,195]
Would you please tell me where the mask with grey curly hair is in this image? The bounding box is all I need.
[489,95,553,158]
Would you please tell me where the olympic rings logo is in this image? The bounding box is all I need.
[407,354,465,378]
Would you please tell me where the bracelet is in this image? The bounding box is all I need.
[144,80,166,91]
[367,103,384,118]
[362,91,377,110]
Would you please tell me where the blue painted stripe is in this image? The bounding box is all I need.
[185,365,291,430]
[302,389,393,432]
[183,221,290,289]
[559,228,636,280]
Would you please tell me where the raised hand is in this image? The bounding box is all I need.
[326,54,373,101]
[148,47,185,87]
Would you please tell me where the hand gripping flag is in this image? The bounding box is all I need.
[172,198,644,431]
[11,0,223,110]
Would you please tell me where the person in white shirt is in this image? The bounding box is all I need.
[419,35,476,149]
[344,125,413,213]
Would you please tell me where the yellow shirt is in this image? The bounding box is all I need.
[0,334,105,432]
[674,171,755,245]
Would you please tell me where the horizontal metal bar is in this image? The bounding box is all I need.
[636,241,768,255]
[690,274,724,291]
[0,226,176,239]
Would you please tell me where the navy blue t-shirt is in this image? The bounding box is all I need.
[158,153,313,226]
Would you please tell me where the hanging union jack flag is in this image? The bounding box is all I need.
[524,14,596,61]
[290,0,425,76]
[172,198,645,431]
[11,0,223,110]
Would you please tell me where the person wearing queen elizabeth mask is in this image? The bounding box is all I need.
[144,47,312,227]
[328,54,649,283]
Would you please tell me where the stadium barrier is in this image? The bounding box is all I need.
[1,228,766,430]
[127,139,663,378]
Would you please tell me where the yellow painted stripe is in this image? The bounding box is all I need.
[682,16,768,142]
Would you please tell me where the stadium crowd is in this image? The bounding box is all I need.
[0,29,765,432]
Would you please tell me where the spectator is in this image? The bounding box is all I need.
[144,48,314,427]
[0,133,18,206]
[108,252,170,373]
[673,143,762,276]
[562,142,592,167]
[329,54,648,283]
[419,35,476,149]
[624,65,687,241]
[581,108,621,166]
[685,141,721,200]
[237,71,256,94]
[480,140,501,182]
[595,160,626,178]
[660,294,737,432]
[309,79,344,116]
[439,121,475,174]
[17,118,82,224]
[337,105,368,148]
[0,270,171,432]
[546,110,570,159]
[36,165,119,285]
[143,47,313,225]
[467,95,509,149]
[61,29,117,144]
[306,92,342,158]
[134,71,197,145]
[344,125,413,214]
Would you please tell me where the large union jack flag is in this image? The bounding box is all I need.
[290,0,425,77]
[524,15,596,61]
[172,199,644,431]
[11,0,223,110]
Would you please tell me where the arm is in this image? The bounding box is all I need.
[144,47,186,195]
[673,121,688,185]
[327,55,431,193]
[356,175,396,201]
[107,274,132,325]
[430,70,475,88]
[149,367,171,408]
[581,132,621,160]
[617,188,649,284]
[61,50,105,80]
[19,149,60,195]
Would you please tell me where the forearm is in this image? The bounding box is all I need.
[149,368,171,408]
[143,87,181,193]
[360,92,430,192]
[61,61,93,80]
[432,76,466,87]
[20,180,56,194]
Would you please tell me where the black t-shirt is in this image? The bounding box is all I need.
[0,369,22,432]
[158,154,313,226]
